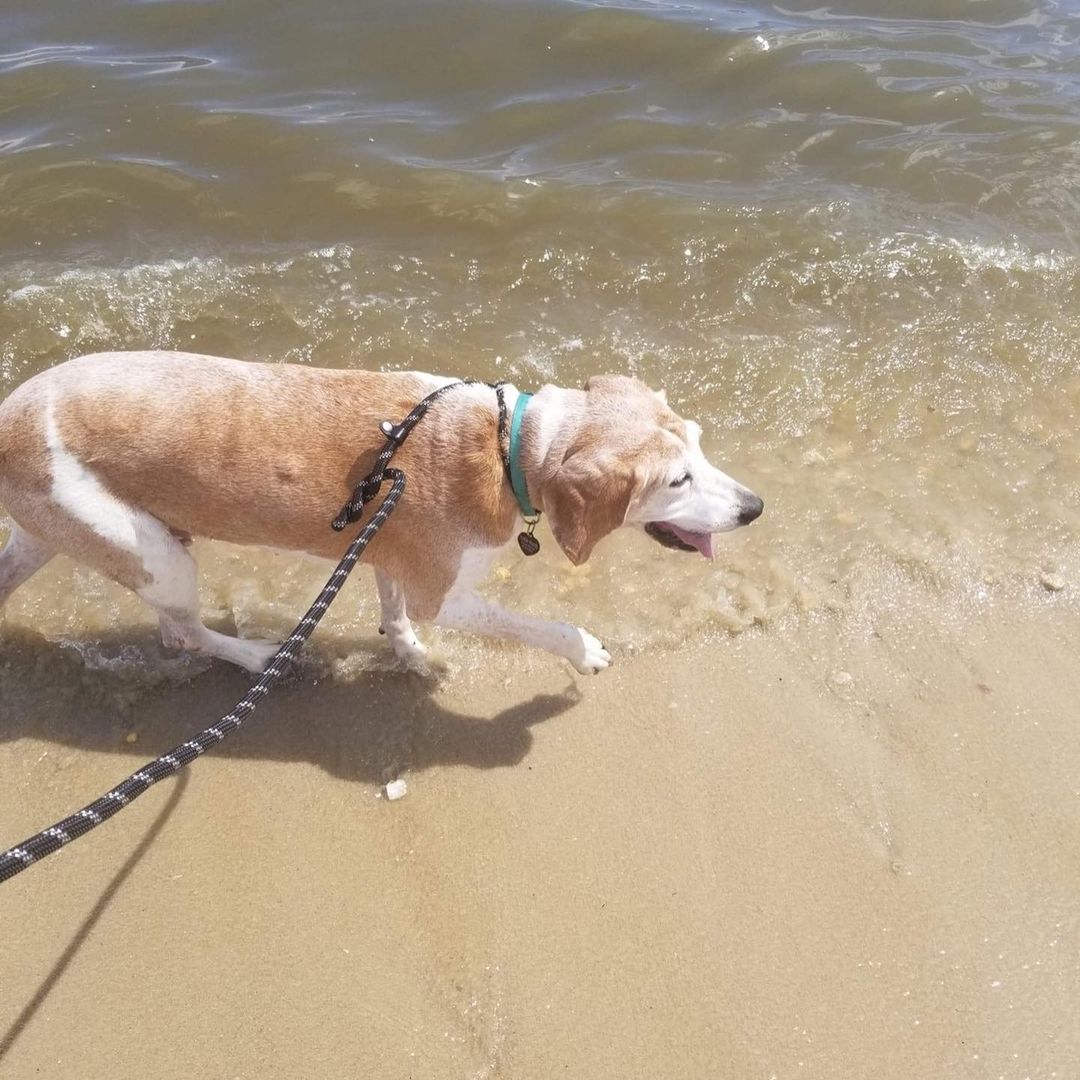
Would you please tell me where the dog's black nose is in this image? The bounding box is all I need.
[738,495,764,525]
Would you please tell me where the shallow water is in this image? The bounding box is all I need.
[4,0,1080,660]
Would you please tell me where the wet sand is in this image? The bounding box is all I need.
[3,598,1078,1079]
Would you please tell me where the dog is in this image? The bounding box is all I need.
[0,352,763,674]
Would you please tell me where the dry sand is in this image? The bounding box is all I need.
[3,598,1078,1079]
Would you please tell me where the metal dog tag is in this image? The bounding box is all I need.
[517,530,540,556]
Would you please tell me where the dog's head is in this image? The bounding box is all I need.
[536,374,763,565]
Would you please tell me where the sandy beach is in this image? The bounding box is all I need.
[3,576,1078,1078]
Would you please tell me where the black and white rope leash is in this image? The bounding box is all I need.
[0,379,475,884]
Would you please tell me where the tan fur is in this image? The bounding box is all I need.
[0,354,579,620]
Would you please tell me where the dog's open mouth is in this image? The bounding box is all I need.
[645,521,715,560]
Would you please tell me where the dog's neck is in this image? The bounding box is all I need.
[512,384,587,515]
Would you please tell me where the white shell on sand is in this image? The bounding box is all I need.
[385,779,407,801]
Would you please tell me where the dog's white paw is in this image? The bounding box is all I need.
[389,632,429,669]
[227,637,285,674]
[569,628,611,675]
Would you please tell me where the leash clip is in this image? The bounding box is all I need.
[379,420,406,444]
[517,515,541,557]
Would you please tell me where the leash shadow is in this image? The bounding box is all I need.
[0,626,581,785]
[0,772,189,1063]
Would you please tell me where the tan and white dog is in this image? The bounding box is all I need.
[0,352,762,675]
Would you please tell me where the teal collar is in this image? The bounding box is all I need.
[508,391,538,520]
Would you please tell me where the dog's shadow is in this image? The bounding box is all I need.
[0,624,581,785]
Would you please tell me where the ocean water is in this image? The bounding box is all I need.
[2,0,1079,662]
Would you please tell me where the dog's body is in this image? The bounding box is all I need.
[0,352,762,673]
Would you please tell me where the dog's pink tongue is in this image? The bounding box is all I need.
[668,524,715,560]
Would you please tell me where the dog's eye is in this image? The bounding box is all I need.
[669,473,691,488]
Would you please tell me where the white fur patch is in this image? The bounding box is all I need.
[451,545,504,593]
[44,399,141,551]
[626,417,756,535]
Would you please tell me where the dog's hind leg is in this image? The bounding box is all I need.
[375,568,428,665]
[5,487,280,674]
[0,523,53,607]
[135,527,282,674]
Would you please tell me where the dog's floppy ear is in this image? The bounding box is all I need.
[545,448,641,566]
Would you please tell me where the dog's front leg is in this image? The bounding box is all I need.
[434,590,611,674]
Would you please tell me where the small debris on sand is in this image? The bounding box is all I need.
[828,670,855,699]
[385,779,407,801]
[1040,571,1066,592]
